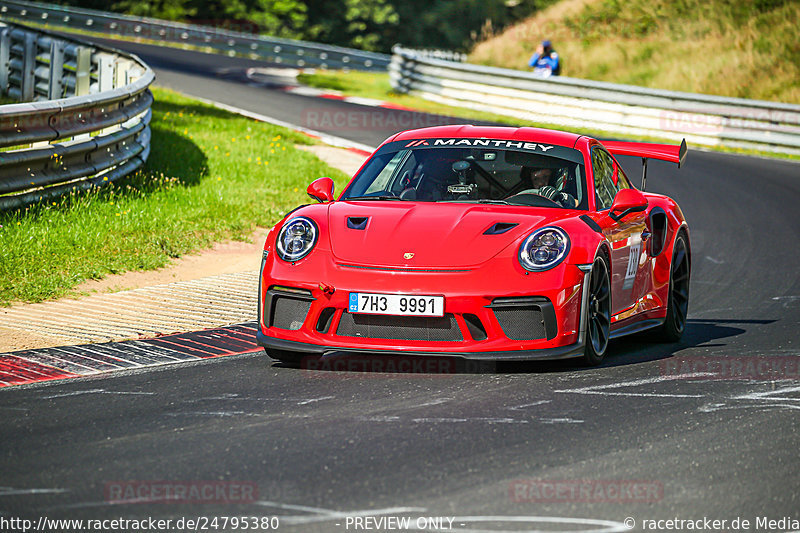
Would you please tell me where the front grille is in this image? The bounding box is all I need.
[493,307,546,340]
[490,297,556,341]
[271,296,312,330]
[463,313,488,341]
[336,312,463,341]
[316,307,336,333]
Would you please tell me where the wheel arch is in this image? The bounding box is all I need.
[675,223,691,273]
[561,217,611,268]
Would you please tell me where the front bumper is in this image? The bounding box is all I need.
[256,330,585,361]
[257,255,593,362]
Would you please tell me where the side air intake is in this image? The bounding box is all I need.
[347,217,369,230]
[483,222,518,235]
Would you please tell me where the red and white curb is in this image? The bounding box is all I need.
[0,323,260,389]
[0,271,259,346]
[0,85,387,390]
[244,67,416,113]
[280,85,416,112]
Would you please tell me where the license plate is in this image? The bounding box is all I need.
[349,293,444,317]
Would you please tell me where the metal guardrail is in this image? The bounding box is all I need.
[0,21,153,210]
[0,0,391,71]
[390,46,800,156]
[402,49,466,63]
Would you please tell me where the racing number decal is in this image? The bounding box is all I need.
[623,241,642,290]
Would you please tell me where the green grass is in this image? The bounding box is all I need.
[0,87,351,305]
[470,0,800,105]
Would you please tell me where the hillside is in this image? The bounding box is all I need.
[469,0,800,104]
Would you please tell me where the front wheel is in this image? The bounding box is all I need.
[582,254,611,366]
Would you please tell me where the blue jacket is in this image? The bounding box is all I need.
[529,51,560,75]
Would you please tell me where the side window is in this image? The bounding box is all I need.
[592,147,617,210]
[616,165,632,190]
[364,150,412,195]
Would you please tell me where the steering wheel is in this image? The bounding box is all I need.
[503,192,561,207]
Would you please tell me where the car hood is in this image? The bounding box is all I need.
[326,201,568,268]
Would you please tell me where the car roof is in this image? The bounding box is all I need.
[388,125,584,148]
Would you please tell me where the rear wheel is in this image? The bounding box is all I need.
[582,254,611,366]
[652,233,690,342]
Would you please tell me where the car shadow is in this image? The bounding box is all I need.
[132,104,211,188]
[498,318,775,374]
[277,318,776,375]
[1,123,207,219]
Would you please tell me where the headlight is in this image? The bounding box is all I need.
[518,226,570,271]
[276,217,318,262]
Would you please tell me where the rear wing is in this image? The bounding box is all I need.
[602,139,687,190]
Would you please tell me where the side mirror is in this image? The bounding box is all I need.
[307,177,335,203]
[609,188,648,221]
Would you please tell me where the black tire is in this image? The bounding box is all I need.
[652,233,690,342]
[582,253,611,366]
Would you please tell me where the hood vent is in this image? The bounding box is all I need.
[347,216,369,230]
[483,222,518,235]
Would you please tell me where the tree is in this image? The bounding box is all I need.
[110,0,196,20]
[57,0,550,53]
[343,0,399,51]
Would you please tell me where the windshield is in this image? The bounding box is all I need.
[341,139,587,209]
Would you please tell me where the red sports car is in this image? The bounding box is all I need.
[257,125,689,366]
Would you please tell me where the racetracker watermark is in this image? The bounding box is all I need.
[660,356,800,380]
[659,108,798,134]
[0,515,280,532]
[302,108,462,132]
[300,355,495,376]
[630,515,800,531]
[509,479,663,503]
[104,481,258,504]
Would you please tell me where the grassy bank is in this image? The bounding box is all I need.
[0,87,351,305]
[470,0,800,104]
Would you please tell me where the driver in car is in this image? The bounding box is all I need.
[526,167,578,208]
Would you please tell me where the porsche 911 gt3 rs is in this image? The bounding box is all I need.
[257,125,690,366]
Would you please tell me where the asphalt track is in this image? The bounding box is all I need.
[1,38,799,531]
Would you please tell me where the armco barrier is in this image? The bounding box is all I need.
[0,0,390,71]
[390,46,800,156]
[0,21,153,210]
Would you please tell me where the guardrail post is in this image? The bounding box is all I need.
[388,52,407,94]
[126,65,144,85]
[21,31,36,101]
[96,52,114,92]
[74,46,90,96]
[115,57,132,88]
[0,27,10,95]
[0,20,155,211]
[48,40,64,99]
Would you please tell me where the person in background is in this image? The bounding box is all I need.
[528,40,560,77]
